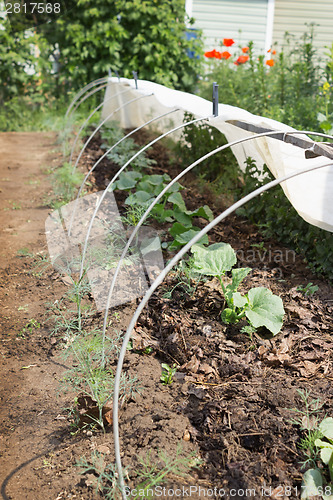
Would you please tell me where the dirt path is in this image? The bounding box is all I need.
[0,133,79,500]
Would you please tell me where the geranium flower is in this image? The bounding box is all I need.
[267,48,276,55]
[223,38,235,47]
[266,58,275,67]
[234,55,249,65]
[241,47,249,53]
[221,51,231,59]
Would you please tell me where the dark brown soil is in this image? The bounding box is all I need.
[0,129,332,500]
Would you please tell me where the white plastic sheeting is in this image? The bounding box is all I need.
[101,77,333,233]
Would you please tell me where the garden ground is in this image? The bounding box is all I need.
[0,130,332,499]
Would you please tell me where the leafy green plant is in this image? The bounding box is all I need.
[297,282,319,296]
[300,417,333,499]
[191,242,285,335]
[112,169,213,248]
[160,363,178,385]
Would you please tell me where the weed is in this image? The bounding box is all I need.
[48,162,84,208]
[297,282,319,296]
[61,329,140,430]
[19,319,41,338]
[289,389,324,470]
[76,451,121,499]
[240,324,257,340]
[251,241,267,252]
[17,248,33,257]
[133,445,201,498]
[160,363,178,385]
[162,259,204,299]
[11,202,21,210]
[30,253,52,277]
[77,445,200,499]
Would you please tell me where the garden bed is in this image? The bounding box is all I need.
[0,129,332,499]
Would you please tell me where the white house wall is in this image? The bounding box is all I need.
[273,0,333,57]
[190,0,269,52]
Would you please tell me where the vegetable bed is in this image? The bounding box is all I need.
[56,124,333,499]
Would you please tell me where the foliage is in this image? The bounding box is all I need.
[0,18,37,106]
[191,242,285,335]
[198,26,330,131]
[238,157,333,282]
[289,389,324,469]
[101,124,157,171]
[19,318,41,337]
[300,416,333,499]
[177,112,242,198]
[61,329,140,429]
[296,282,319,296]
[160,363,177,385]
[38,0,203,93]
[77,445,199,499]
[112,169,213,248]
[48,161,85,208]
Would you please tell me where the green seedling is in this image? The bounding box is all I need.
[17,247,33,257]
[301,417,333,499]
[251,241,267,252]
[191,242,285,335]
[19,318,40,337]
[160,363,178,385]
[297,282,319,296]
[289,389,324,469]
[240,324,257,340]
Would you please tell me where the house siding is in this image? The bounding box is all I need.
[272,0,333,56]
[191,0,269,52]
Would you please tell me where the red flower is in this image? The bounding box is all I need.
[204,49,223,59]
[223,38,235,47]
[234,55,249,65]
[241,47,249,53]
[221,51,231,59]
[266,58,275,67]
[267,48,276,55]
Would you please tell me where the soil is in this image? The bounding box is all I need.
[0,129,332,500]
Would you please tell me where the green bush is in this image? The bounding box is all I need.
[39,0,204,93]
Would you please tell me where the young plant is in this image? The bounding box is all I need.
[289,389,324,469]
[19,319,41,338]
[160,363,178,385]
[61,329,140,430]
[191,242,285,335]
[301,417,333,499]
[297,282,319,296]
